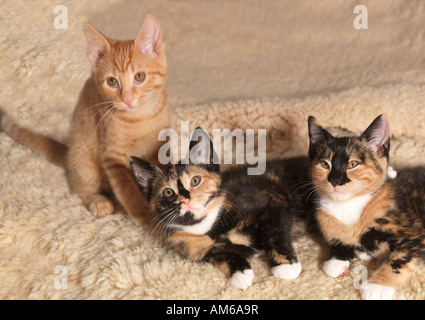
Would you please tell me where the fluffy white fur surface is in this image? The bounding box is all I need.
[1,0,425,300]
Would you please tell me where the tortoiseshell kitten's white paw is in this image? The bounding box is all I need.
[323,258,350,278]
[387,166,397,179]
[230,269,255,290]
[272,262,302,279]
[360,283,395,300]
[355,249,373,261]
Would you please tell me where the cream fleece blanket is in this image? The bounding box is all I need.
[1,0,425,300]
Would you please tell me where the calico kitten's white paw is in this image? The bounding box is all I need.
[387,166,397,179]
[355,249,373,261]
[360,283,395,300]
[272,262,302,279]
[230,269,255,290]
[323,258,350,278]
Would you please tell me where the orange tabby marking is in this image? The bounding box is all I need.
[0,14,169,225]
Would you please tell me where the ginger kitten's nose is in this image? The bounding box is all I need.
[123,97,133,107]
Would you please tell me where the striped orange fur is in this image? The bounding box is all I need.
[0,14,169,225]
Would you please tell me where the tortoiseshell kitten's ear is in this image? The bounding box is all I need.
[189,127,220,172]
[308,116,334,159]
[360,114,390,158]
[130,157,158,201]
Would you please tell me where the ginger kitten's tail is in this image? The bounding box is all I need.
[0,112,68,168]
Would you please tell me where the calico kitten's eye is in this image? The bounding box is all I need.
[163,188,175,198]
[190,176,202,187]
[134,72,146,83]
[348,160,360,169]
[106,77,118,87]
[320,161,330,169]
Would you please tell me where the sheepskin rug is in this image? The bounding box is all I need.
[1,0,425,300]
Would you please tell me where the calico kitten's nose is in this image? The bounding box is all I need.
[328,171,350,187]
[328,177,342,187]
[178,195,190,205]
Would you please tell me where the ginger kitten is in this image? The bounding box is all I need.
[0,14,169,225]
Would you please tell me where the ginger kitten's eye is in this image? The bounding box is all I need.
[134,72,146,83]
[348,160,360,169]
[320,161,330,169]
[106,77,118,87]
[163,188,175,198]
[190,176,201,187]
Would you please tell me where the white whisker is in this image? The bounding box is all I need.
[87,100,115,110]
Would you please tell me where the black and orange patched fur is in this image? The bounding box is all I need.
[130,128,310,290]
[308,114,425,300]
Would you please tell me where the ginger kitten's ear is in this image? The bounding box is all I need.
[360,114,390,158]
[135,13,165,58]
[83,23,111,67]
[308,116,333,159]
[130,157,158,201]
[189,127,219,172]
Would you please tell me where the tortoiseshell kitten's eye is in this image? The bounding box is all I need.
[191,176,202,187]
[348,160,360,169]
[106,77,119,87]
[320,161,330,170]
[163,188,175,198]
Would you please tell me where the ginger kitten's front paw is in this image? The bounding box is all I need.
[360,283,395,300]
[88,195,114,217]
[230,269,255,290]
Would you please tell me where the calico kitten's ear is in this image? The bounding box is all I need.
[130,156,158,201]
[308,116,333,159]
[360,114,390,158]
[135,13,165,58]
[83,23,111,67]
[189,127,219,172]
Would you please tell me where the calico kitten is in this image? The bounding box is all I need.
[0,14,169,225]
[130,128,309,289]
[308,114,425,300]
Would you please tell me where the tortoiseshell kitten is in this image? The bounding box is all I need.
[130,128,309,289]
[308,114,425,300]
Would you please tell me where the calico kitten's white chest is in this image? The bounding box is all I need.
[174,203,222,235]
[319,194,372,225]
